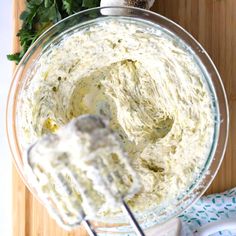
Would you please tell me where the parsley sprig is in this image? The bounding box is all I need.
[7,0,101,64]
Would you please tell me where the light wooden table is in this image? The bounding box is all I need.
[12,1,236,235]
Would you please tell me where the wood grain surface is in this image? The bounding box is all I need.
[12,0,236,235]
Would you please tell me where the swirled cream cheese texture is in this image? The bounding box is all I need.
[19,19,214,214]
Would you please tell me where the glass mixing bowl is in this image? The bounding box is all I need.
[7,6,229,235]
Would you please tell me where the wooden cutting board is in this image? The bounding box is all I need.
[12,0,236,235]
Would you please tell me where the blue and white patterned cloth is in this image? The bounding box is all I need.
[180,187,236,235]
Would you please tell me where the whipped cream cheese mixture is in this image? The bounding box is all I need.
[19,19,214,214]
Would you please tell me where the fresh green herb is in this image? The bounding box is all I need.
[8,0,101,64]
[52,86,57,92]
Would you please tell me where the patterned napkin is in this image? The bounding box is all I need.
[180,187,236,235]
